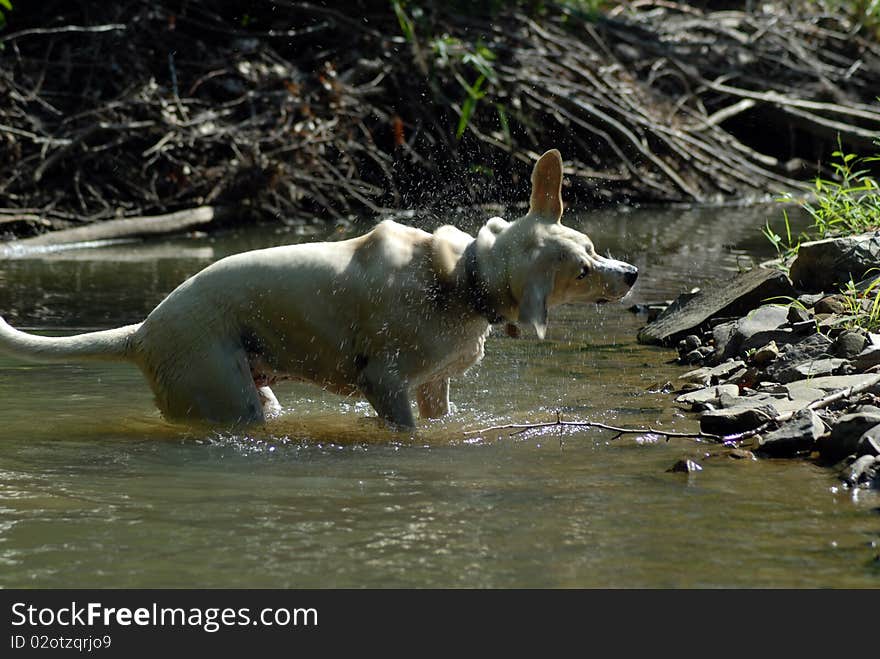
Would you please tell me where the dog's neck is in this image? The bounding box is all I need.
[462,240,511,325]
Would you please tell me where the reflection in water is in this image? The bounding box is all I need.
[0,205,877,588]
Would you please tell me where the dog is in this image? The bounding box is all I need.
[0,150,637,428]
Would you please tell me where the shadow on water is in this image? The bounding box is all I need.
[2,204,879,588]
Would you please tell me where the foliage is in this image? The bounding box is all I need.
[841,272,880,331]
[764,137,880,265]
[0,0,12,30]
[814,1,880,39]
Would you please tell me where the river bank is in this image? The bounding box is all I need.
[2,1,880,242]
[637,229,880,489]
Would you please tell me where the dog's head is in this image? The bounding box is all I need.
[474,150,638,338]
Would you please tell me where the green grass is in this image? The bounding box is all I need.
[765,138,880,266]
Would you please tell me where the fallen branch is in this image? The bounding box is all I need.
[464,374,880,446]
[464,411,724,443]
[0,205,234,255]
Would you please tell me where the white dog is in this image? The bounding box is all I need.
[0,150,637,427]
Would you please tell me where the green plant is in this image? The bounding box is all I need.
[840,272,880,331]
[765,137,880,267]
[431,35,500,139]
[0,0,12,30]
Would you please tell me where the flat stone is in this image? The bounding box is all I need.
[773,357,848,383]
[789,231,880,292]
[818,410,880,462]
[764,333,833,382]
[675,384,740,406]
[679,360,746,387]
[784,373,880,396]
[755,408,824,457]
[700,400,779,436]
[857,425,880,457]
[637,268,795,346]
[729,448,757,460]
[854,345,880,370]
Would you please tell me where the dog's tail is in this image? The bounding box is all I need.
[0,316,140,363]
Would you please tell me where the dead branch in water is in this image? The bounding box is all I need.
[465,375,880,446]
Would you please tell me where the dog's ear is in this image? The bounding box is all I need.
[518,269,554,339]
[529,149,563,223]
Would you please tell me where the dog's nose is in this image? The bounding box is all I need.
[625,268,638,286]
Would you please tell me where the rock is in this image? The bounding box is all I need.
[683,349,704,364]
[682,334,702,351]
[637,268,795,345]
[841,455,880,486]
[667,459,703,473]
[787,305,812,325]
[717,304,792,361]
[675,384,740,406]
[814,295,847,315]
[696,346,715,358]
[755,409,824,457]
[679,360,746,387]
[789,232,880,292]
[764,333,833,382]
[728,448,757,460]
[834,330,868,359]
[700,401,779,435]
[784,373,880,397]
[857,425,880,457]
[854,345,880,370]
[772,357,848,384]
[818,410,880,462]
[751,340,779,366]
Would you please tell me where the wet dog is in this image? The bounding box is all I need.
[0,150,637,427]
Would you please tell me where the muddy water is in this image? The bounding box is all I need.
[0,206,878,588]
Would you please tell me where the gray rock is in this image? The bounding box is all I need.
[755,409,824,457]
[787,305,812,325]
[675,384,740,406]
[857,424,880,457]
[751,340,780,366]
[679,360,746,387]
[834,330,868,359]
[728,448,757,460]
[637,268,795,345]
[819,410,880,462]
[789,231,880,292]
[784,373,880,397]
[700,401,779,436]
[764,333,834,382]
[854,345,880,370]
[684,349,704,364]
[667,459,703,473]
[814,295,847,315]
[714,304,791,361]
[841,455,880,486]
[773,357,848,383]
[682,334,702,351]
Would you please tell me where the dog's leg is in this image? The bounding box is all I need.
[258,386,282,417]
[416,378,453,419]
[149,344,266,426]
[357,361,415,428]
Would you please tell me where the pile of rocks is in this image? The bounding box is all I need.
[637,231,880,488]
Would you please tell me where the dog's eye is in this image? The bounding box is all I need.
[576,265,590,280]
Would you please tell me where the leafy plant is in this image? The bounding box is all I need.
[0,0,12,30]
[765,137,880,268]
[840,271,880,332]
